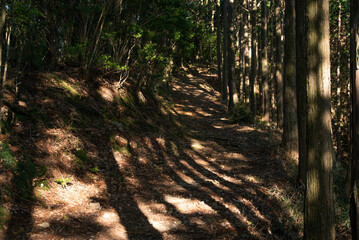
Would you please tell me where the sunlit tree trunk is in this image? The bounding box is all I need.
[238,11,245,102]
[270,1,276,120]
[211,0,215,32]
[250,0,257,121]
[261,0,270,122]
[350,0,359,238]
[275,0,284,127]
[335,1,343,161]
[243,0,250,104]
[227,0,238,112]
[304,0,335,238]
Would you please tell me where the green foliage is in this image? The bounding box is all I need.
[14,156,46,200]
[0,206,8,230]
[131,24,144,39]
[0,143,16,169]
[0,140,48,199]
[110,135,130,155]
[54,178,72,187]
[74,149,90,169]
[34,179,50,190]
[12,2,45,27]
[64,43,88,65]
[98,54,128,71]
[90,166,100,174]
[230,103,253,124]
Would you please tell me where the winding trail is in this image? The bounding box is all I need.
[3,67,301,240]
[105,67,300,239]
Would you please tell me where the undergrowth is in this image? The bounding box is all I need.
[230,103,253,124]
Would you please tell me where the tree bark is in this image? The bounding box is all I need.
[275,0,284,127]
[350,0,359,238]
[270,1,276,120]
[295,0,307,185]
[243,0,250,104]
[261,0,270,122]
[216,0,222,95]
[227,0,238,112]
[250,0,257,121]
[335,1,343,161]
[222,0,229,103]
[239,11,245,102]
[283,0,298,158]
[304,0,335,238]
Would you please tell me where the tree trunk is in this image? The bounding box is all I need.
[216,0,222,94]
[0,0,6,131]
[222,0,229,103]
[227,0,238,112]
[258,14,263,116]
[250,0,257,121]
[283,0,298,158]
[275,0,284,127]
[243,0,250,104]
[335,1,342,162]
[350,0,359,238]
[295,0,307,185]
[261,0,270,122]
[304,0,335,238]
[270,1,276,120]
[239,12,245,102]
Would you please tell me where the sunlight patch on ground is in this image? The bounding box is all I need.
[182,111,194,116]
[150,217,183,232]
[198,109,213,116]
[191,139,203,150]
[164,195,216,215]
[135,201,184,232]
[244,175,261,184]
[37,180,105,211]
[95,210,128,240]
[98,86,115,102]
[222,175,243,185]
[192,158,210,167]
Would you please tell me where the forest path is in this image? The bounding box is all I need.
[138,66,301,239]
[3,67,301,240]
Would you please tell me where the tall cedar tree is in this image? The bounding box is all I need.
[296,0,307,185]
[250,0,257,121]
[261,0,270,122]
[304,0,335,238]
[216,0,222,97]
[243,0,250,104]
[275,0,284,127]
[227,0,238,112]
[283,0,298,157]
[350,0,359,238]
[222,0,229,103]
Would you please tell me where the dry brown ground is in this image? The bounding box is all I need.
[0,66,303,239]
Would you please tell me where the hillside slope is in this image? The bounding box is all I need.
[0,67,303,239]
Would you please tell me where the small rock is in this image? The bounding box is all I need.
[39,222,50,228]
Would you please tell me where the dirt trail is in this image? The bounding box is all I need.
[2,67,301,240]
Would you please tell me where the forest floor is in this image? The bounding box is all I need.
[0,66,323,239]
